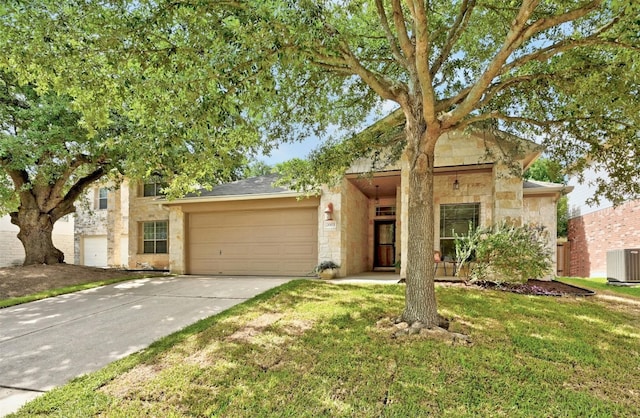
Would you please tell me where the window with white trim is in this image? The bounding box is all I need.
[97,188,108,210]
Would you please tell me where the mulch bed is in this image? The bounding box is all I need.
[474,279,595,296]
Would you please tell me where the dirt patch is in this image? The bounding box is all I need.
[0,263,159,299]
[226,313,284,343]
[474,279,595,296]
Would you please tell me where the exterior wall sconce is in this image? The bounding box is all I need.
[324,203,334,221]
[453,173,459,190]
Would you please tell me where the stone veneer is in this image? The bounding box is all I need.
[523,194,559,275]
[75,180,170,270]
[128,182,170,270]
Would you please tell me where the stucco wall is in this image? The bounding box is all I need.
[568,199,640,277]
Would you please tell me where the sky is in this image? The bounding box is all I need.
[258,101,399,165]
[259,136,321,165]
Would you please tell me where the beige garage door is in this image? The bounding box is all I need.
[188,207,317,276]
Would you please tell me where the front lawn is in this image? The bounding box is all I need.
[13,280,640,417]
[558,277,640,299]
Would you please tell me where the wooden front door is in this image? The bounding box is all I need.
[374,221,395,268]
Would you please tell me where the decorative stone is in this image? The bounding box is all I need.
[318,269,337,280]
[418,327,472,345]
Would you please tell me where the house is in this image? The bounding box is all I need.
[567,168,640,277]
[0,214,75,267]
[75,121,568,278]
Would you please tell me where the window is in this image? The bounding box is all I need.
[142,221,168,254]
[97,188,108,210]
[143,179,166,197]
[375,206,396,217]
[439,203,480,259]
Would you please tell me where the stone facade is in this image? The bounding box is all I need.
[0,215,74,267]
[74,129,562,278]
[568,199,640,277]
[524,194,560,274]
[75,180,170,270]
[128,182,170,270]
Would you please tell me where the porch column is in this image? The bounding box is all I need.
[168,206,186,274]
[318,185,343,276]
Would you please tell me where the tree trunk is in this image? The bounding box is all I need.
[13,209,65,265]
[401,113,439,327]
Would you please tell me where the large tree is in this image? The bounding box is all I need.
[0,71,110,264]
[2,1,638,326]
[0,68,249,265]
[261,0,639,326]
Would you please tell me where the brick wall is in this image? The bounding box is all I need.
[568,199,640,277]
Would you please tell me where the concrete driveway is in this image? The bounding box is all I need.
[0,275,293,416]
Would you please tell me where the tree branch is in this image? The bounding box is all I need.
[46,154,99,212]
[338,42,408,105]
[457,111,630,131]
[501,15,633,75]
[391,0,415,63]
[53,166,107,221]
[430,0,476,78]
[410,0,438,125]
[375,0,408,67]
[522,1,602,41]
[445,0,539,126]
[476,73,552,108]
[446,0,604,128]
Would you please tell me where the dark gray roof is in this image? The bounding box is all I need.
[188,173,292,198]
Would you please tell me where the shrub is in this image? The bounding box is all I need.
[455,222,553,284]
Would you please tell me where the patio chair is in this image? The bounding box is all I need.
[434,250,448,276]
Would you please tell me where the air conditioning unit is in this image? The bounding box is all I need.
[607,249,640,283]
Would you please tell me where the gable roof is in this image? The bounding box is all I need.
[162,173,302,205]
[191,173,290,197]
[347,109,544,173]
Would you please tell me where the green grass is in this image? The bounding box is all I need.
[11,280,640,417]
[558,277,640,299]
[0,275,159,309]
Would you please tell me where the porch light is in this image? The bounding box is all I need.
[324,203,334,221]
[453,173,459,190]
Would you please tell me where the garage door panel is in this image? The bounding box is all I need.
[189,259,315,276]
[83,236,108,267]
[191,225,315,244]
[188,207,318,276]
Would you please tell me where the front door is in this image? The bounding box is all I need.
[374,221,395,268]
